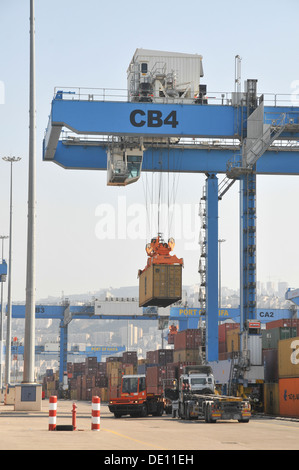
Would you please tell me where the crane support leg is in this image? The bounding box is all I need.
[59,322,68,385]
[205,173,219,362]
[240,171,257,330]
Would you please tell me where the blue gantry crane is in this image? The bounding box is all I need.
[42,49,299,363]
[9,302,295,387]
[11,302,169,384]
[0,260,7,282]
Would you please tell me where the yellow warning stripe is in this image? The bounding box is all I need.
[102,428,167,450]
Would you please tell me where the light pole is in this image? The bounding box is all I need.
[218,239,226,309]
[0,235,8,389]
[2,156,21,385]
[23,0,36,384]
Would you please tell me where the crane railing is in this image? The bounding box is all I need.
[53,87,299,107]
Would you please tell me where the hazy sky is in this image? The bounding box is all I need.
[0,0,299,301]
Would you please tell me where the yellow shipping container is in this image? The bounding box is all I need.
[70,389,77,400]
[264,383,279,416]
[173,349,200,363]
[110,373,122,387]
[226,329,240,353]
[99,388,108,402]
[47,381,55,391]
[139,264,182,307]
[123,365,134,375]
[46,390,57,399]
[106,361,122,375]
[278,336,299,378]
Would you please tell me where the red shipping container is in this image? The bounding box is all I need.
[109,386,120,399]
[98,362,107,373]
[174,329,202,350]
[95,376,108,388]
[106,357,121,363]
[279,378,299,418]
[168,334,175,344]
[146,351,156,363]
[73,362,84,373]
[86,356,97,365]
[177,362,198,377]
[152,351,160,364]
[218,323,240,344]
[166,363,177,380]
[218,342,227,354]
[122,351,138,365]
[219,352,233,361]
[147,385,163,395]
[146,366,167,392]
[147,367,164,394]
[85,366,98,376]
[154,349,174,365]
[263,348,279,382]
[266,319,299,332]
[146,350,173,365]
[146,366,162,384]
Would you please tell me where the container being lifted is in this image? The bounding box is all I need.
[127,48,206,104]
[138,234,183,308]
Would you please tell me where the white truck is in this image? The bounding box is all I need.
[176,365,251,423]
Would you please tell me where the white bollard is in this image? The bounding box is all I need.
[91,396,100,431]
[49,395,57,431]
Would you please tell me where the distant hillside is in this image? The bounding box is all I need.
[37,286,140,304]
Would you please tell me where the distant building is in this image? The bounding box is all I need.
[278,281,289,298]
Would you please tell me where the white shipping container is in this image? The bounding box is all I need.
[44,342,60,352]
[94,300,170,317]
[209,359,232,384]
[248,335,263,366]
[94,300,143,316]
[243,365,264,383]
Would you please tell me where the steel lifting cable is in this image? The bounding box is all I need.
[143,144,156,241]
[157,160,163,235]
[168,147,182,237]
[167,146,170,238]
[141,170,151,243]
[143,143,183,242]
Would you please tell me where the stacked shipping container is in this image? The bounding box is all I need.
[42,328,207,401]
[263,319,299,417]
[42,369,59,396]
[41,319,299,418]
[42,329,204,400]
[42,351,138,401]
[144,329,203,395]
[218,323,240,359]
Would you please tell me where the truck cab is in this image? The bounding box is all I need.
[180,372,215,395]
[108,374,164,418]
[177,365,251,422]
[179,365,215,395]
[121,374,146,398]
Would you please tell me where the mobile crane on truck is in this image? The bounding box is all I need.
[108,374,164,418]
[176,365,251,422]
